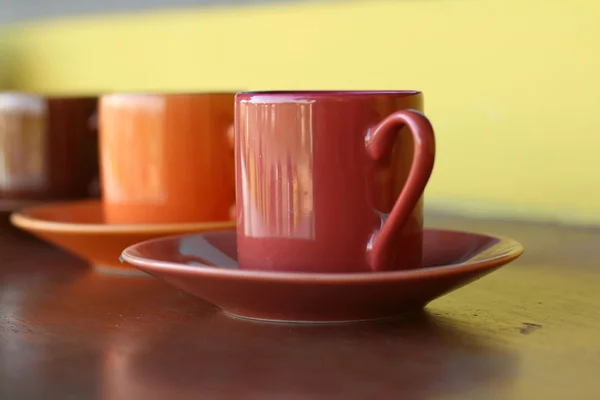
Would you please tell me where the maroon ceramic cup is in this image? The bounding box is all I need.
[235,91,435,273]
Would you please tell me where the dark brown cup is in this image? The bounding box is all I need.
[235,91,436,273]
[0,92,98,201]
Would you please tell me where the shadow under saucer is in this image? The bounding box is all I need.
[101,310,519,400]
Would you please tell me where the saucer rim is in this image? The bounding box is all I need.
[0,198,44,212]
[121,228,524,283]
[9,199,236,234]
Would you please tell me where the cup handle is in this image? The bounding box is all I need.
[227,123,237,220]
[365,109,436,271]
[88,111,98,132]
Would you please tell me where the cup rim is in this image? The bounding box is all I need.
[101,91,239,99]
[0,91,47,114]
[237,90,421,99]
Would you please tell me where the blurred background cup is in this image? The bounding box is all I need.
[99,92,235,225]
[46,96,99,200]
[0,92,98,202]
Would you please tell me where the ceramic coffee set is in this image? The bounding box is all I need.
[3,90,523,324]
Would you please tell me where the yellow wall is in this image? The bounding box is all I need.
[3,0,599,225]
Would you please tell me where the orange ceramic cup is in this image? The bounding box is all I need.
[99,93,235,224]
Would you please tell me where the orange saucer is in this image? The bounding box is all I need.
[0,198,43,213]
[10,200,235,275]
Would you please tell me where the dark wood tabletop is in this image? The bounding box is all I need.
[1,212,599,400]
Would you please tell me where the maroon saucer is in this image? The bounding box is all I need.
[121,229,523,324]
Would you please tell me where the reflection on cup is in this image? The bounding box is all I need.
[0,92,48,197]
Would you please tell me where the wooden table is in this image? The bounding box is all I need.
[1,213,599,399]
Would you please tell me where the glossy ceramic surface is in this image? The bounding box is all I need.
[235,91,435,273]
[0,93,47,198]
[0,93,97,201]
[10,200,236,275]
[46,96,99,199]
[121,228,523,323]
[99,93,235,224]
